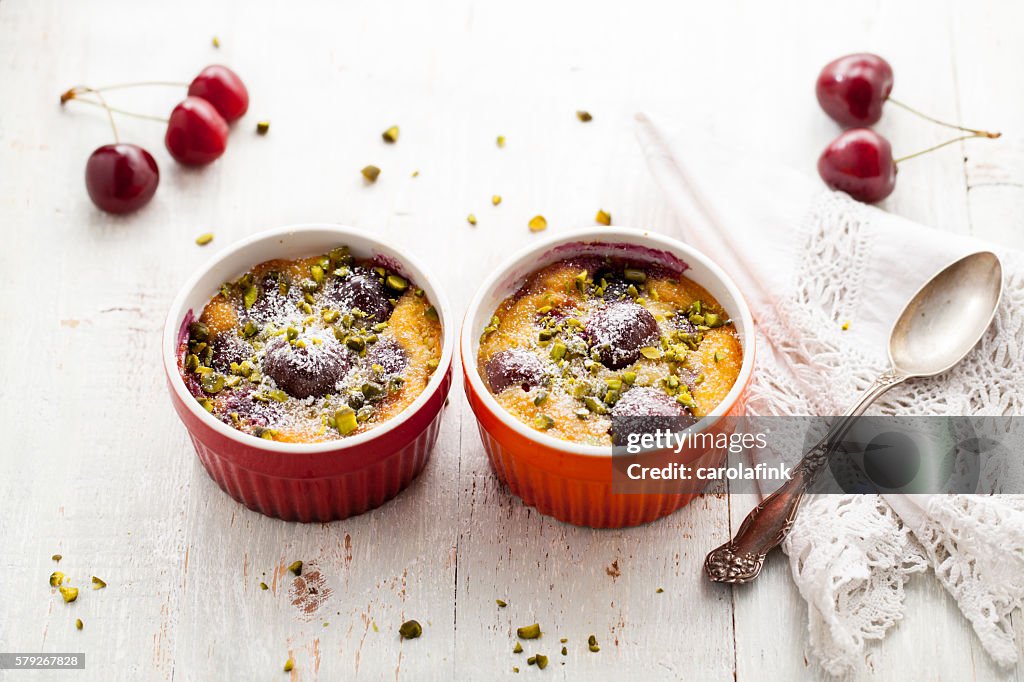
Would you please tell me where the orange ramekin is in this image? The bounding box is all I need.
[461,228,754,528]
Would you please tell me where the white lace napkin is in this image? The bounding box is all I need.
[636,113,1024,675]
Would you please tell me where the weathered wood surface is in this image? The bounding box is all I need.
[1,0,1021,679]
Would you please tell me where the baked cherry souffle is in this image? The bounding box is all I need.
[177,245,442,443]
[477,257,743,446]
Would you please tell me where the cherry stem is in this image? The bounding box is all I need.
[65,94,169,124]
[63,87,121,143]
[894,132,992,164]
[888,97,1001,139]
[87,80,188,93]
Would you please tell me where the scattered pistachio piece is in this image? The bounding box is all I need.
[467,214,477,226]
[335,408,358,435]
[76,618,83,630]
[411,170,419,177]
[424,306,439,321]
[656,587,664,593]
[624,268,647,283]
[842,320,851,331]
[256,120,270,135]
[211,36,220,48]
[49,571,65,587]
[527,656,536,666]
[492,195,502,206]
[576,110,593,122]
[288,560,303,576]
[52,554,62,562]
[550,341,567,361]
[399,619,422,640]
[713,351,724,363]
[535,654,549,669]
[561,646,567,656]
[639,346,662,360]
[496,599,507,608]
[195,232,214,246]
[260,582,269,591]
[533,414,555,431]
[528,215,548,232]
[361,165,381,182]
[283,658,294,672]
[496,135,506,148]
[382,125,400,144]
[91,576,107,590]
[517,623,541,639]
[588,634,600,652]
[595,209,611,226]
[59,586,79,603]
[385,274,409,292]
[243,285,258,310]
[513,642,523,654]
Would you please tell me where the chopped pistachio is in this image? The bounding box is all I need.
[561,646,567,656]
[595,209,611,226]
[538,329,553,342]
[588,634,600,652]
[411,170,419,177]
[91,576,107,590]
[496,599,507,608]
[624,268,647,283]
[656,587,665,593]
[424,306,439,321]
[212,36,221,48]
[842,320,851,331]
[242,320,259,338]
[345,335,365,352]
[260,582,269,591]
[255,120,270,135]
[467,214,477,226]
[361,165,381,182]
[533,390,549,406]
[535,654,549,669]
[60,586,79,603]
[583,396,607,414]
[382,125,399,143]
[512,667,519,673]
[576,110,593,122]
[243,285,258,310]
[201,373,225,394]
[527,656,536,666]
[550,341,567,361]
[195,232,214,246]
[189,321,210,342]
[287,560,303,576]
[528,215,548,232]
[399,619,422,639]
[496,135,506,148]
[491,195,502,206]
[52,554,62,562]
[704,312,722,328]
[386,274,409,292]
[283,658,294,672]
[605,378,623,391]
[336,408,358,435]
[639,346,662,360]
[266,389,288,403]
[76,618,83,630]
[713,351,724,363]
[311,264,325,285]
[622,371,637,384]
[513,642,523,654]
[49,571,65,587]
[533,414,555,431]
[517,623,542,639]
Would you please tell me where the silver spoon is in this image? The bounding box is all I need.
[705,251,1003,584]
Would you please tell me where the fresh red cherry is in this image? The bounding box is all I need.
[85,144,159,214]
[816,53,894,127]
[817,128,897,203]
[165,97,229,166]
[188,65,249,123]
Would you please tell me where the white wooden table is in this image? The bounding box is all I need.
[2,1,1022,679]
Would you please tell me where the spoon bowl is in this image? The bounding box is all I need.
[889,251,1003,377]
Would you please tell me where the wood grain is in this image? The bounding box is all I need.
[1,0,1021,679]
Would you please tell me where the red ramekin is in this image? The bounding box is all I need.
[163,224,454,522]
[461,228,755,528]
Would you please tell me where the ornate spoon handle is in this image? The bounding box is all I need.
[704,371,906,584]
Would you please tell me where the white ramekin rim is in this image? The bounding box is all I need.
[461,226,755,458]
[163,223,455,454]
